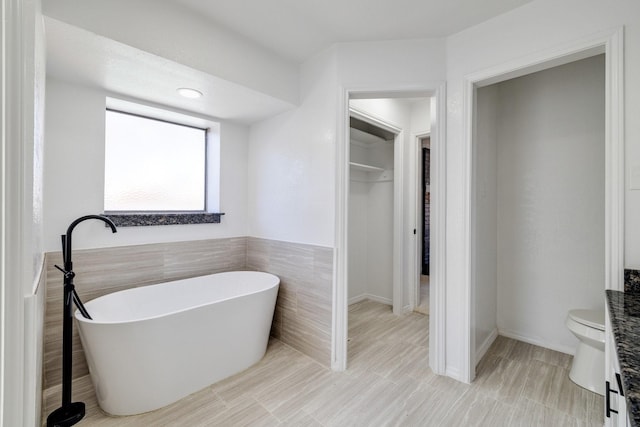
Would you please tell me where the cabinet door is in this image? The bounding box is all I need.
[605,309,627,427]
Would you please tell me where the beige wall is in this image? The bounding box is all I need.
[247,237,333,364]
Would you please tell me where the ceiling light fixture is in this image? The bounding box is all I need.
[177,88,203,99]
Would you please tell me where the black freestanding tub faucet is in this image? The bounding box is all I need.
[47,215,117,427]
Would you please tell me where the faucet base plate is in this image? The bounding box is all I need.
[46,401,85,427]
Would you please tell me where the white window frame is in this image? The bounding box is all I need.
[103,97,221,225]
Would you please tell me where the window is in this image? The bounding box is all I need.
[103,99,222,226]
[105,110,207,212]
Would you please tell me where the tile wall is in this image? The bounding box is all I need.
[247,237,333,365]
[43,236,333,390]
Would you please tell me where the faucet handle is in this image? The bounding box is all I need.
[54,264,75,280]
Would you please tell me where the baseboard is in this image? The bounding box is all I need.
[445,366,464,383]
[348,294,392,306]
[498,328,575,355]
[475,329,498,366]
[365,294,392,305]
[348,294,368,305]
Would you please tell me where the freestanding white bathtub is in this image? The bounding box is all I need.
[75,271,279,416]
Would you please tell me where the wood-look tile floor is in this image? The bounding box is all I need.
[42,300,603,426]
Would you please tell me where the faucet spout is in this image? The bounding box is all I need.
[60,214,118,318]
[63,215,117,267]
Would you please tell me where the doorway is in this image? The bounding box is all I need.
[347,111,398,308]
[473,54,606,366]
[416,135,431,315]
[346,96,428,369]
[461,29,624,382]
[335,92,445,373]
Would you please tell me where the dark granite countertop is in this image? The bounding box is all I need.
[606,289,640,427]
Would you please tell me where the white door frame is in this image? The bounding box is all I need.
[2,0,30,425]
[412,131,430,311]
[461,28,624,382]
[333,84,447,375]
[2,0,45,424]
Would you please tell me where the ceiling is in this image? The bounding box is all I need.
[44,0,533,125]
[45,18,296,125]
[173,0,533,62]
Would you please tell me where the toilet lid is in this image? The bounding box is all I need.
[568,309,605,331]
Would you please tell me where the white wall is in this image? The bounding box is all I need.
[336,39,446,90]
[495,55,605,354]
[248,39,445,249]
[25,1,46,288]
[348,177,368,300]
[474,85,499,360]
[248,48,338,247]
[44,78,249,251]
[41,0,299,105]
[445,0,640,380]
[348,136,394,304]
[410,100,431,137]
[366,176,394,301]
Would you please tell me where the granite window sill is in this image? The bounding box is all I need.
[104,213,224,227]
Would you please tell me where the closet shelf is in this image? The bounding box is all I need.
[349,162,385,173]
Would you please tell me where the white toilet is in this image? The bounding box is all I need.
[566,309,605,396]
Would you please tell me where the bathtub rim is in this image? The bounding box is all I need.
[74,270,279,326]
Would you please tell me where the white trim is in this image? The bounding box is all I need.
[0,0,7,419]
[333,84,446,376]
[462,78,475,384]
[462,27,625,383]
[604,28,625,293]
[23,262,45,427]
[411,132,430,311]
[348,295,368,305]
[106,96,222,131]
[466,28,619,87]
[498,329,575,356]
[350,178,393,183]
[348,294,393,306]
[475,329,498,366]
[429,87,446,376]
[392,129,404,316]
[1,0,29,424]
[349,107,403,134]
[446,367,463,382]
[349,139,389,149]
[331,88,349,371]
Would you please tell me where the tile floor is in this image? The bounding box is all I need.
[42,300,603,426]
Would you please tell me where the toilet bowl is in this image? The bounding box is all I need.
[566,309,605,396]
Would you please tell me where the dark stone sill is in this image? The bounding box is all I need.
[104,213,224,227]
